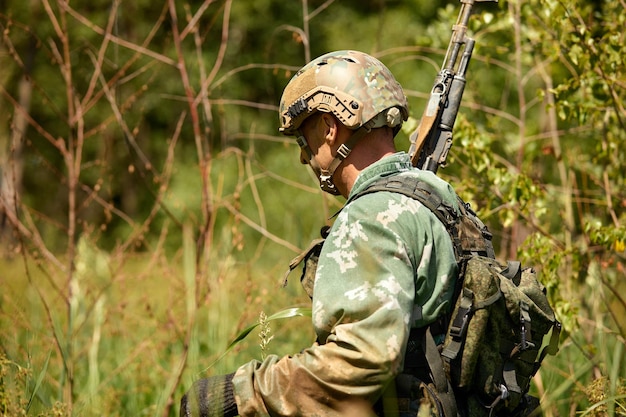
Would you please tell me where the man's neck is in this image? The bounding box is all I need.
[331,126,397,198]
[336,150,396,197]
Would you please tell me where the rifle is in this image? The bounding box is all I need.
[408,0,497,173]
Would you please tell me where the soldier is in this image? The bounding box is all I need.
[180,50,460,417]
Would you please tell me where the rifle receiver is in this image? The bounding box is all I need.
[409,0,497,173]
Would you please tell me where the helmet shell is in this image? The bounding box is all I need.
[279,50,409,135]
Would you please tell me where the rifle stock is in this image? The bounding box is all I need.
[408,0,497,173]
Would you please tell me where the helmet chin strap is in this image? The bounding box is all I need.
[297,125,372,196]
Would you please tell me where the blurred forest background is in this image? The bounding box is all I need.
[1,0,624,416]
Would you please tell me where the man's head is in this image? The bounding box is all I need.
[279,50,409,195]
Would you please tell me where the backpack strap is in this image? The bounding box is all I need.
[350,175,495,262]
[349,176,464,255]
[422,327,459,417]
[401,327,459,417]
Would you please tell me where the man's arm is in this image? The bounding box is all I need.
[233,195,418,416]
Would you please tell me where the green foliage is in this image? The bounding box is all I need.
[1,0,625,415]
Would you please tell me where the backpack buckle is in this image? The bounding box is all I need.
[519,302,535,351]
[449,289,473,339]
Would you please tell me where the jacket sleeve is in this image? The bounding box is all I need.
[232,192,455,416]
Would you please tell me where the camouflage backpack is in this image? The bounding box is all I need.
[353,175,562,417]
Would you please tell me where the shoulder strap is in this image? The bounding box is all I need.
[350,175,495,261]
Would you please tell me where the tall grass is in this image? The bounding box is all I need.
[0,233,314,416]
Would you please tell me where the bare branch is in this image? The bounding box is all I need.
[58,0,177,67]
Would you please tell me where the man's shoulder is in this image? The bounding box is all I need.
[339,171,449,231]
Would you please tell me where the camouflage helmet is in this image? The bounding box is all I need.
[279,50,409,136]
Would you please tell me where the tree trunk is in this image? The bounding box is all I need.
[0,75,31,247]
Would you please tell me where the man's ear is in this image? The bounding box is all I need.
[320,113,339,145]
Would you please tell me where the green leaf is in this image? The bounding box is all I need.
[26,350,51,412]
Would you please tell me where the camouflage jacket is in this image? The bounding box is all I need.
[233,152,459,416]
